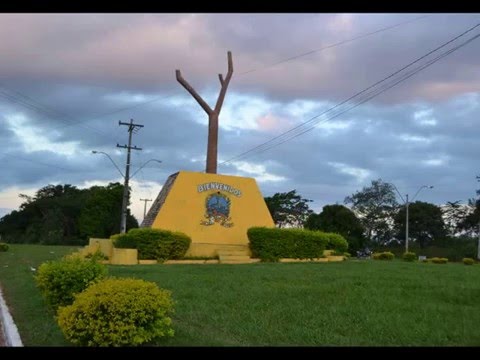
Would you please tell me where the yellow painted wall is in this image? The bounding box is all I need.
[88,238,114,258]
[111,248,138,265]
[151,171,274,255]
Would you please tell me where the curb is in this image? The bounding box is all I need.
[0,285,23,347]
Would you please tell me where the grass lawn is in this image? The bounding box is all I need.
[1,244,480,346]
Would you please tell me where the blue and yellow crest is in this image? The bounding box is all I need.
[200,192,234,227]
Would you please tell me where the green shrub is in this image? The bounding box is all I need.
[431,257,448,264]
[110,233,122,243]
[343,252,352,258]
[57,278,174,346]
[84,249,109,261]
[372,251,395,261]
[463,258,475,265]
[35,254,107,310]
[403,252,416,262]
[247,227,328,262]
[0,242,9,252]
[114,228,191,261]
[325,233,349,253]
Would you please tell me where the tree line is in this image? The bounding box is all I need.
[0,183,138,245]
[1,178,478,254]
[264,179,480,255]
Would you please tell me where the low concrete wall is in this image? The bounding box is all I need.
[185,243,251,257]
[88,238,113,259]
[110,248,138,265]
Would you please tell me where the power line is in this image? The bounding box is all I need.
[43,14,429,129]
[219,21,480,165]
[250,32,480,159]
[4,154,75,172]
[218,23,480,166]
[0,86,120,143]
[239,15,429,75]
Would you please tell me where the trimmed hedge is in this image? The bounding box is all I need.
[57,278,174,346]
[463,258,475,265]
[0,242,9,252]
[403,252,416,262]
[113,228,191,261]
[247,227,328,262]
[325,233,349,254]
[35,254,107,310]
[431,257,448,264]
[372,251,395,261]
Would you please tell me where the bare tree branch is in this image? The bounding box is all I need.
[175,69,213,115]
[214,51,233,114]
[175,52,233,173]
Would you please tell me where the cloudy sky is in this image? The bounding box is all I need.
[0,13,479,222]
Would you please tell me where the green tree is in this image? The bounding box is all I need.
[264,190,313,228]
[394,201,447,248]
[0,182,138,244]
[305,204,366,253]
[458,198,480,237]
[442,201,471,236]
[344,179,398,245]
[78,183,138,239]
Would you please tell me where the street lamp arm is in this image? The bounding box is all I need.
[92,151,125,178]
[390,183,405,204]
[130,159,162,179]
[411,185,434,202]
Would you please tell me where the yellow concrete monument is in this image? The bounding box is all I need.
[141,171,274,257]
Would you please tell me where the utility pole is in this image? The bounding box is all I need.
[405,194,409,253]
[477,175,480,260]
[391,184,433,254]
[140,198,152,219]
[117,119,143,233]
[176,51,233,174]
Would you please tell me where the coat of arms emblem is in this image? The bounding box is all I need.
[200,192,234,227]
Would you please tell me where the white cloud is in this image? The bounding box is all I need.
[0,185,37,216]
[230,161,287,183]
[398,134,433,144]
[5,113,80,156]
[422,157,448,167]
[103,92,157,104]
[328,162,371,183]
[413,108,437,126]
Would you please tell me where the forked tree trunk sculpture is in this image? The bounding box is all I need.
[176,51,233,174]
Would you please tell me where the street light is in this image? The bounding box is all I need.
[131,159,162,179]
[92,150,161,233]
[91,151,124,178]
[391,183,434,253]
